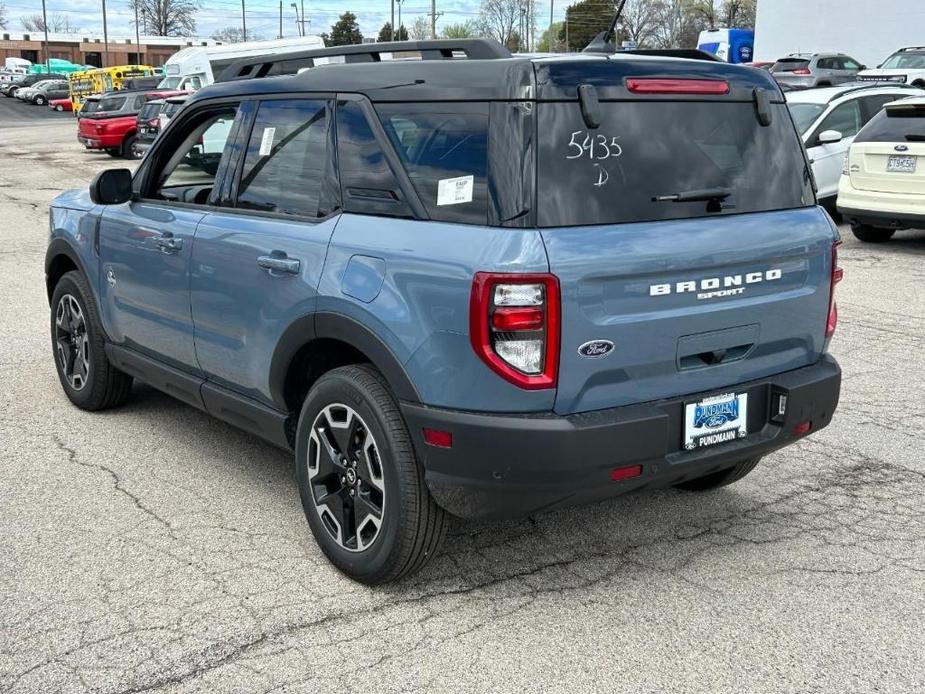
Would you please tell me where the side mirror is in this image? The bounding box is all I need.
[89,168,133,205]
[818,129,843,145]
[859,65,867,70]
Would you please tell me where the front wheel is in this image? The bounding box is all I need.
[122,134,140,160]
[850,223,895,243]
[674,457,762,491]
[295,365,447,584]
[55,104,64,112]
[34,95,46,105]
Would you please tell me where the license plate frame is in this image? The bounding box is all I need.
[683,392,748,451]
[887,155,916,173]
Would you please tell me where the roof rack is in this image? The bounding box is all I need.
[899,46,925,52]
[216,39,512,83]
[620,48,723,62]
[825,82,922,103]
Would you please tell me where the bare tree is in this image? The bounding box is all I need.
[20,12,79,32]
[409,15,429,40]
[211,26,260,42]
[0,2,7,30]
[476,0,520,48]
[620,0,663,48]
[128,0,200,37]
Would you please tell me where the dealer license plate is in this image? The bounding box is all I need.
[683,392,748,451]
[887,155,916,173]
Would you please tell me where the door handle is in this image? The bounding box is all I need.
[154,232,183,253]
[257,252,300,275]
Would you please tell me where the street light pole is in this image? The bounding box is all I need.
[301,0,305,36]
[134,1,141,63]
[397,0,403,40]
[279,1,283,38]
[291,3,301,36]
[241,0,247,40]
[390,0,394,40]
[41,0,50,74]
[101,0,110,67]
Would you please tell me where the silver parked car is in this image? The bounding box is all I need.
[772,53,865,89]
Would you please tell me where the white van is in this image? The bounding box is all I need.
[158,36,325,92]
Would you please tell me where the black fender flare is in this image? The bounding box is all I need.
[45,237,93,304]
[268,312,422,410]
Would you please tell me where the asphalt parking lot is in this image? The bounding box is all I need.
[1,113,924,693]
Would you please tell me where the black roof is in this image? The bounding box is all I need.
[188,39,781,105]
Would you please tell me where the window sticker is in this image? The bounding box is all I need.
[436,175,474,206]
[258,126,276,156]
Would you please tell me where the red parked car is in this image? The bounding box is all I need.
[77,90,184,159]
[48,98,72,112]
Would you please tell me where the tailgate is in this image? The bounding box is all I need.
[849,141,925,194]
[542,207,835,415]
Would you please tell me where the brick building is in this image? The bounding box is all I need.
[0,32,221,69]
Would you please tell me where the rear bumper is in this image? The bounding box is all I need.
[403,355,841,520]
[838,206,925,231]
[837,183,925,229]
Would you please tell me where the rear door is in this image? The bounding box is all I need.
[535,95,834,415]
[848,100,925,194]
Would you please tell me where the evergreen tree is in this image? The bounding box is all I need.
[328,11,363,46]
[377,21,409,41]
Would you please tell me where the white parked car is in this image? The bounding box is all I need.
[786,84,925,201]
[838,96,925,242]
[857,47,925,87]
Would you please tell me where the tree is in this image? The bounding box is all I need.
[476,0,519,49]
[377,21,408,42]
[327,11,362,46]
[441,21,476,39]
[685,0,756,29]
[536,21,563,52]
[128,0,199,37]
[619,0,662,48]
[20,12,78,32]
[408,15,429,40]
[558,0,612,52]
[0,2,7,30]
[211,26,259,42]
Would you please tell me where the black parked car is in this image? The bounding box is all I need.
[30,79,70,105]
[3,72,66,98]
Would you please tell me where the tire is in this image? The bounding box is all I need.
[50,271,133,411]
[105,148,121,157]
[34,95,46,106]
[121,134,139,160]
[850,223,895,243]
[295,365,447,584]
[55,104,64,112]
[674,457,762,491]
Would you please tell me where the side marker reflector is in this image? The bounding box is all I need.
[423,428,453,448]
[611,464,643,482]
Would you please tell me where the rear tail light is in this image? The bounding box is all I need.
[149,117,160,128]
[792,68,812,76]
[626,78,730,95]
[826,241,844,339]
[470,273,560,390]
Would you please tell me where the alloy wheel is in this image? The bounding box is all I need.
[307,404,385,552]
[55,294,90,391]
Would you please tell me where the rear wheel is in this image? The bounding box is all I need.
[34,95,46,105]
[121,134,140,160]
[55,104,64,112]
[675,457,761,491]
[850,223,895,243]
[50,271,132,411]
[105,148,121,157]
[295,365,447,584]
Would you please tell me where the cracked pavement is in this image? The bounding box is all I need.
[1,113,924,694]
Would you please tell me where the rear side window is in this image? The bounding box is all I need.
[98,95,125,111]
[236,99,332,218]
[855,104,925,143]
[772,58,810,73]
[537,101,813,227]
[377,102,489,225]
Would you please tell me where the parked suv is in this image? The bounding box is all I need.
[838,96,925,242]
[4,72,65,98]
[28,79,70,106]
[858,47,925,87]
[771,53,864,89]
[132,93,188,157]
[46,40,843,584]
[786,84,925,200]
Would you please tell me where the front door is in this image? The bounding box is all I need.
[97,104,243,372]
[191,98,339,404]
[808,98,862,199]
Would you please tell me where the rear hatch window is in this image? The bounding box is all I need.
[138,101,161,121]
[537,100,813,227]
[772,58,810,73]
[854,102,925,143]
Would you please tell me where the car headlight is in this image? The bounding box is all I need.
[889,75,907,83]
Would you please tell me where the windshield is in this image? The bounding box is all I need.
[537,100,813,227]
[98,95,127,112]
[158,76,181,89]
[880,52,925,70]
[787,102,826,134]
[772,58,810,73]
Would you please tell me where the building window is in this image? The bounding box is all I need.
[127,52,143,64]
[20,50,38,63]
[84,52,102,67]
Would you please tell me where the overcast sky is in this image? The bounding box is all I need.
[5,0,565,42]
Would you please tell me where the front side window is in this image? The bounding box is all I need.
[818,100,862,140]
[788,102,826,134]
[377,102,489,225]
[537,100,813,227]
[881,52,925,70]
[149,107,240,204]
[236,99,331,218]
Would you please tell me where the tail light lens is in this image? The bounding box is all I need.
[470,272,560,390]
[826,241,843,339]
[792,68,812,75]
[149,117,160,128]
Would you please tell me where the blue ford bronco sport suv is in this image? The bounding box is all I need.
[45,39,842,584]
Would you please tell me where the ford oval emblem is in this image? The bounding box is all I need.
[895,144,909,152]
[578,340,614,358]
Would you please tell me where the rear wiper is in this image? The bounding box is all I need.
[652,188,732,203]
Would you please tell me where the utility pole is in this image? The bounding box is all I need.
[291,3,301,36]
[549,0,553,51]
[279,1,283,38]
[134,0,141,63]
[300,0,305,36]
[41,0,50,73]
[390,0,395,40]
[241,0,247,40]
[101,0,110,67]
[397,0,403,40]
[430,0,436,39]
